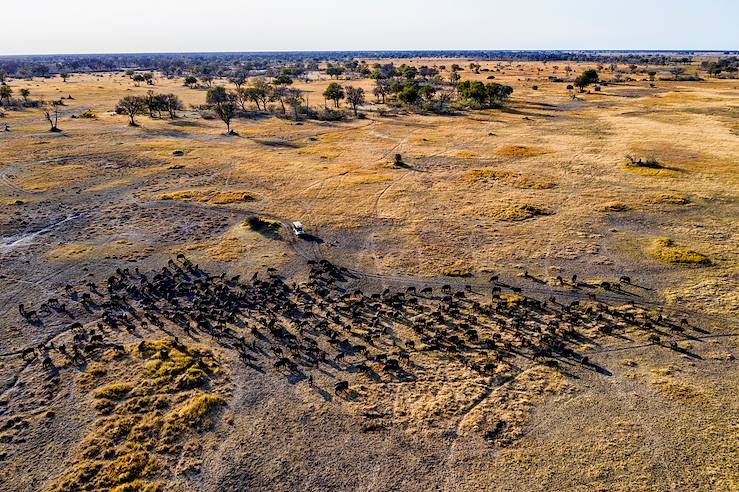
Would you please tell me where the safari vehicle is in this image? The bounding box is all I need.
[292,221,305,237]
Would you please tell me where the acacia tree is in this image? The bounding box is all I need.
[273,74,293,86]
[345,86,365,116]
[396,83,420,105]
[184,76,197,88]
[229,69,248,90]
[436,89,453,111]
[40,100,62,132]
[117,95,147,126]
[574,69,599,92]
[326,65,345,79]
[20,88,30,104]
[271,86,289,114]
[206,86,237,134]
[162,94,183,118]
[285,88,304,120]
[235,87,250,111]
[373,79,388,103]
[323,82,344,108]
[60,72,69,82]
[201,75,214,87]
[144,90,159,118]
[419,84,436,104]
[250,78,271,110]
[457,81,513,107]
[238,86,262,111]
[132,74,145,86]
[0,85,13,105]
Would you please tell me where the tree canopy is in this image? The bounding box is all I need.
[323,82,344,108]
[456,81,513,107]
[574,69,599,91]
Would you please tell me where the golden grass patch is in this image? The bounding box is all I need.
[161,393,226,441]
[49,340,227,492]
[496,145,549,158]
[648,237,711,266]
[455,150,479,158]
[297,145,341,159]
[2,198,28,206]
[344,173,392,185]
[157,188,256,204]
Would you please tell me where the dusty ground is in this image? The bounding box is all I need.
[0,60,737,491]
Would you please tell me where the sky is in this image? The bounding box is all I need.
[2,0,737,56]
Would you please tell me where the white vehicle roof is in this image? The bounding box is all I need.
[292,221,303,228]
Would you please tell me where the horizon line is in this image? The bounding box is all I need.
[1,48,737,58]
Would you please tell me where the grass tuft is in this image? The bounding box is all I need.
[648,237,711,266]
[495,204,552,221]
[157,189,256,204]
[245,215,281,233]
[653,193,690,205]
[161,393,225,441]
[600,201,630,212]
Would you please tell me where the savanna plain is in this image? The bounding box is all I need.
[0,57,737,491]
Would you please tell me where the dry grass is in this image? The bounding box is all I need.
[161,393,226,441]
[496,145,550,157]
[495,204,552,221]
[48,340,227,492]
[600,201,630,212]
[464,168,555,189]
[1,60,737,491]
[157,189,256,204]
[652,193,690,205]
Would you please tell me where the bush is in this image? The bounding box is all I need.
[626,155,664,169]
[245,216,280,233]
[303,106,346,121]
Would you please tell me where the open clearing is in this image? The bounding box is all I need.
[0,59,737,491]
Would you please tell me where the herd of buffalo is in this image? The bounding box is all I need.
[15,255,699,397]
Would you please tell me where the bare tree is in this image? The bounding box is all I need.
[40,100,62,132]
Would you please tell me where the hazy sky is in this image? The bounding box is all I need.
[3,0,737,55]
